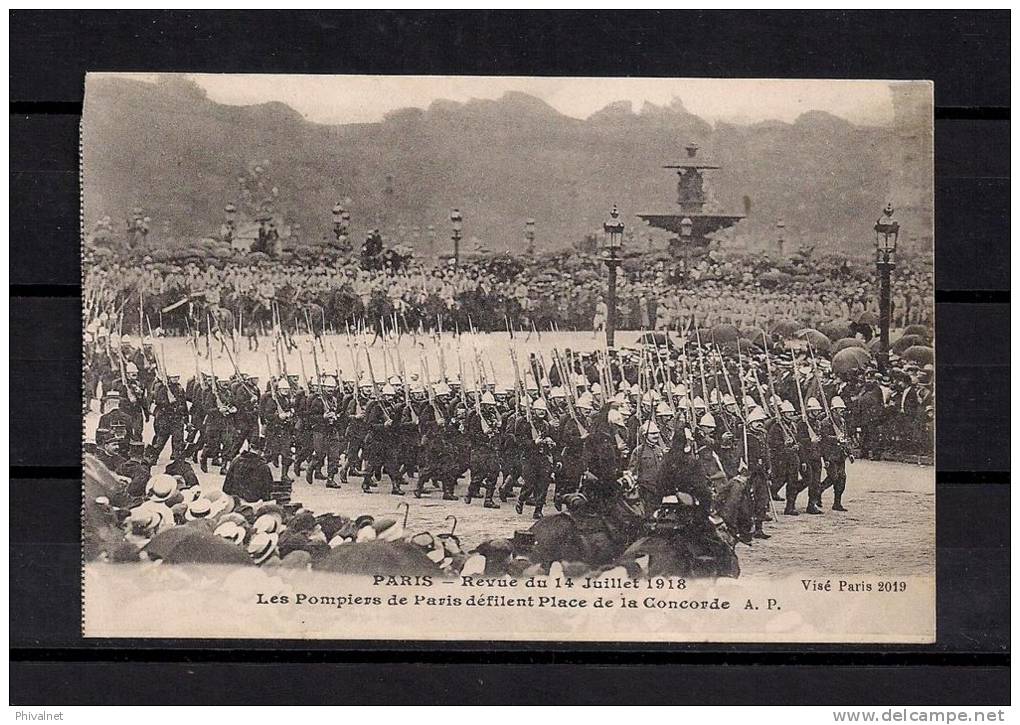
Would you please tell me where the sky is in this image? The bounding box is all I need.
[97,73,899,127]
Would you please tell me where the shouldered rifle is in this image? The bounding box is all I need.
[552,347,588,438]
[205,314,228,415]
[309,341,333,414]
[297,346,311,391]
[509,346,539,441]
[793,358,821,443]
[346,328,363,415]
[680,328,697,442]
[398,351,418,425]
[363,345,391,423]
[421,355,444,422]
[115,313,138,405]
[215,327,257,399]
[808,345,852,458]
[732,344,751,473]
[694,327,712,406]
[711,346,735,437]
[264,352,283,410]
[471,361,490,435]
[761,331,796,445]
[651,334,677,412]
[144,314,175,404]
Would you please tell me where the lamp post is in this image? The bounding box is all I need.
[602,204,625,348]
[332,202,351,250]
[524,218,536,255]
[874,204,899,370]
[776,218,786,258]
[679,216,693,272]
[450,208,463,265]
[426,225,436,258]
[222,203,237,244]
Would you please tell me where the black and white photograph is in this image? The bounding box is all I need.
[80,73,935,641]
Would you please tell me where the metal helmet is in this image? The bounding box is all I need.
[641,420,660,437]
[747,406,768,425]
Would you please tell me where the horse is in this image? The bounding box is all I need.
[527,486,645,567]
[616,498,741,579]
[526,412,646,567]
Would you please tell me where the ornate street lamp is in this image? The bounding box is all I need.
[874,203,900,369]
[221,203,237,244]
[426,225,437,257]
[679,215,694,270]
[602,204,625,348]
[332,202,352,250]
[450,208,464,265]
[524,218,536,255]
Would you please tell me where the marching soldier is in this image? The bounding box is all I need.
[514,398,557,519]
[340,380,375,484]
[260,376,296,481]
[795,397,825,515]
[768,400,801,515]
[199,377,235,475]
[744,406,772,539]
[552,393,590,509]
[629,419,668,515]
[113,362,148,445]
[362,385,407,495]
[819,396,851,511]
[463,391,502,508]
[224,375,261,462]
[148,373,187,461]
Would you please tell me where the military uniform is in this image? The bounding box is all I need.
[464,407,502,507]
[819,418,850,511]
[514,413,556,519]
[362,397,406,494]
[148,378,187,461]
[766,418,799,510]
[794,418,824,514]
[199,382,235,474]
[225,379,261,461]
[112,379,148,445]
[629,439,667,514]
[554,412,587,506]
[744,424,772,537]
[260,386,295,480]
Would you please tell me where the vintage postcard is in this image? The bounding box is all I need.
[82,74,934,642]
